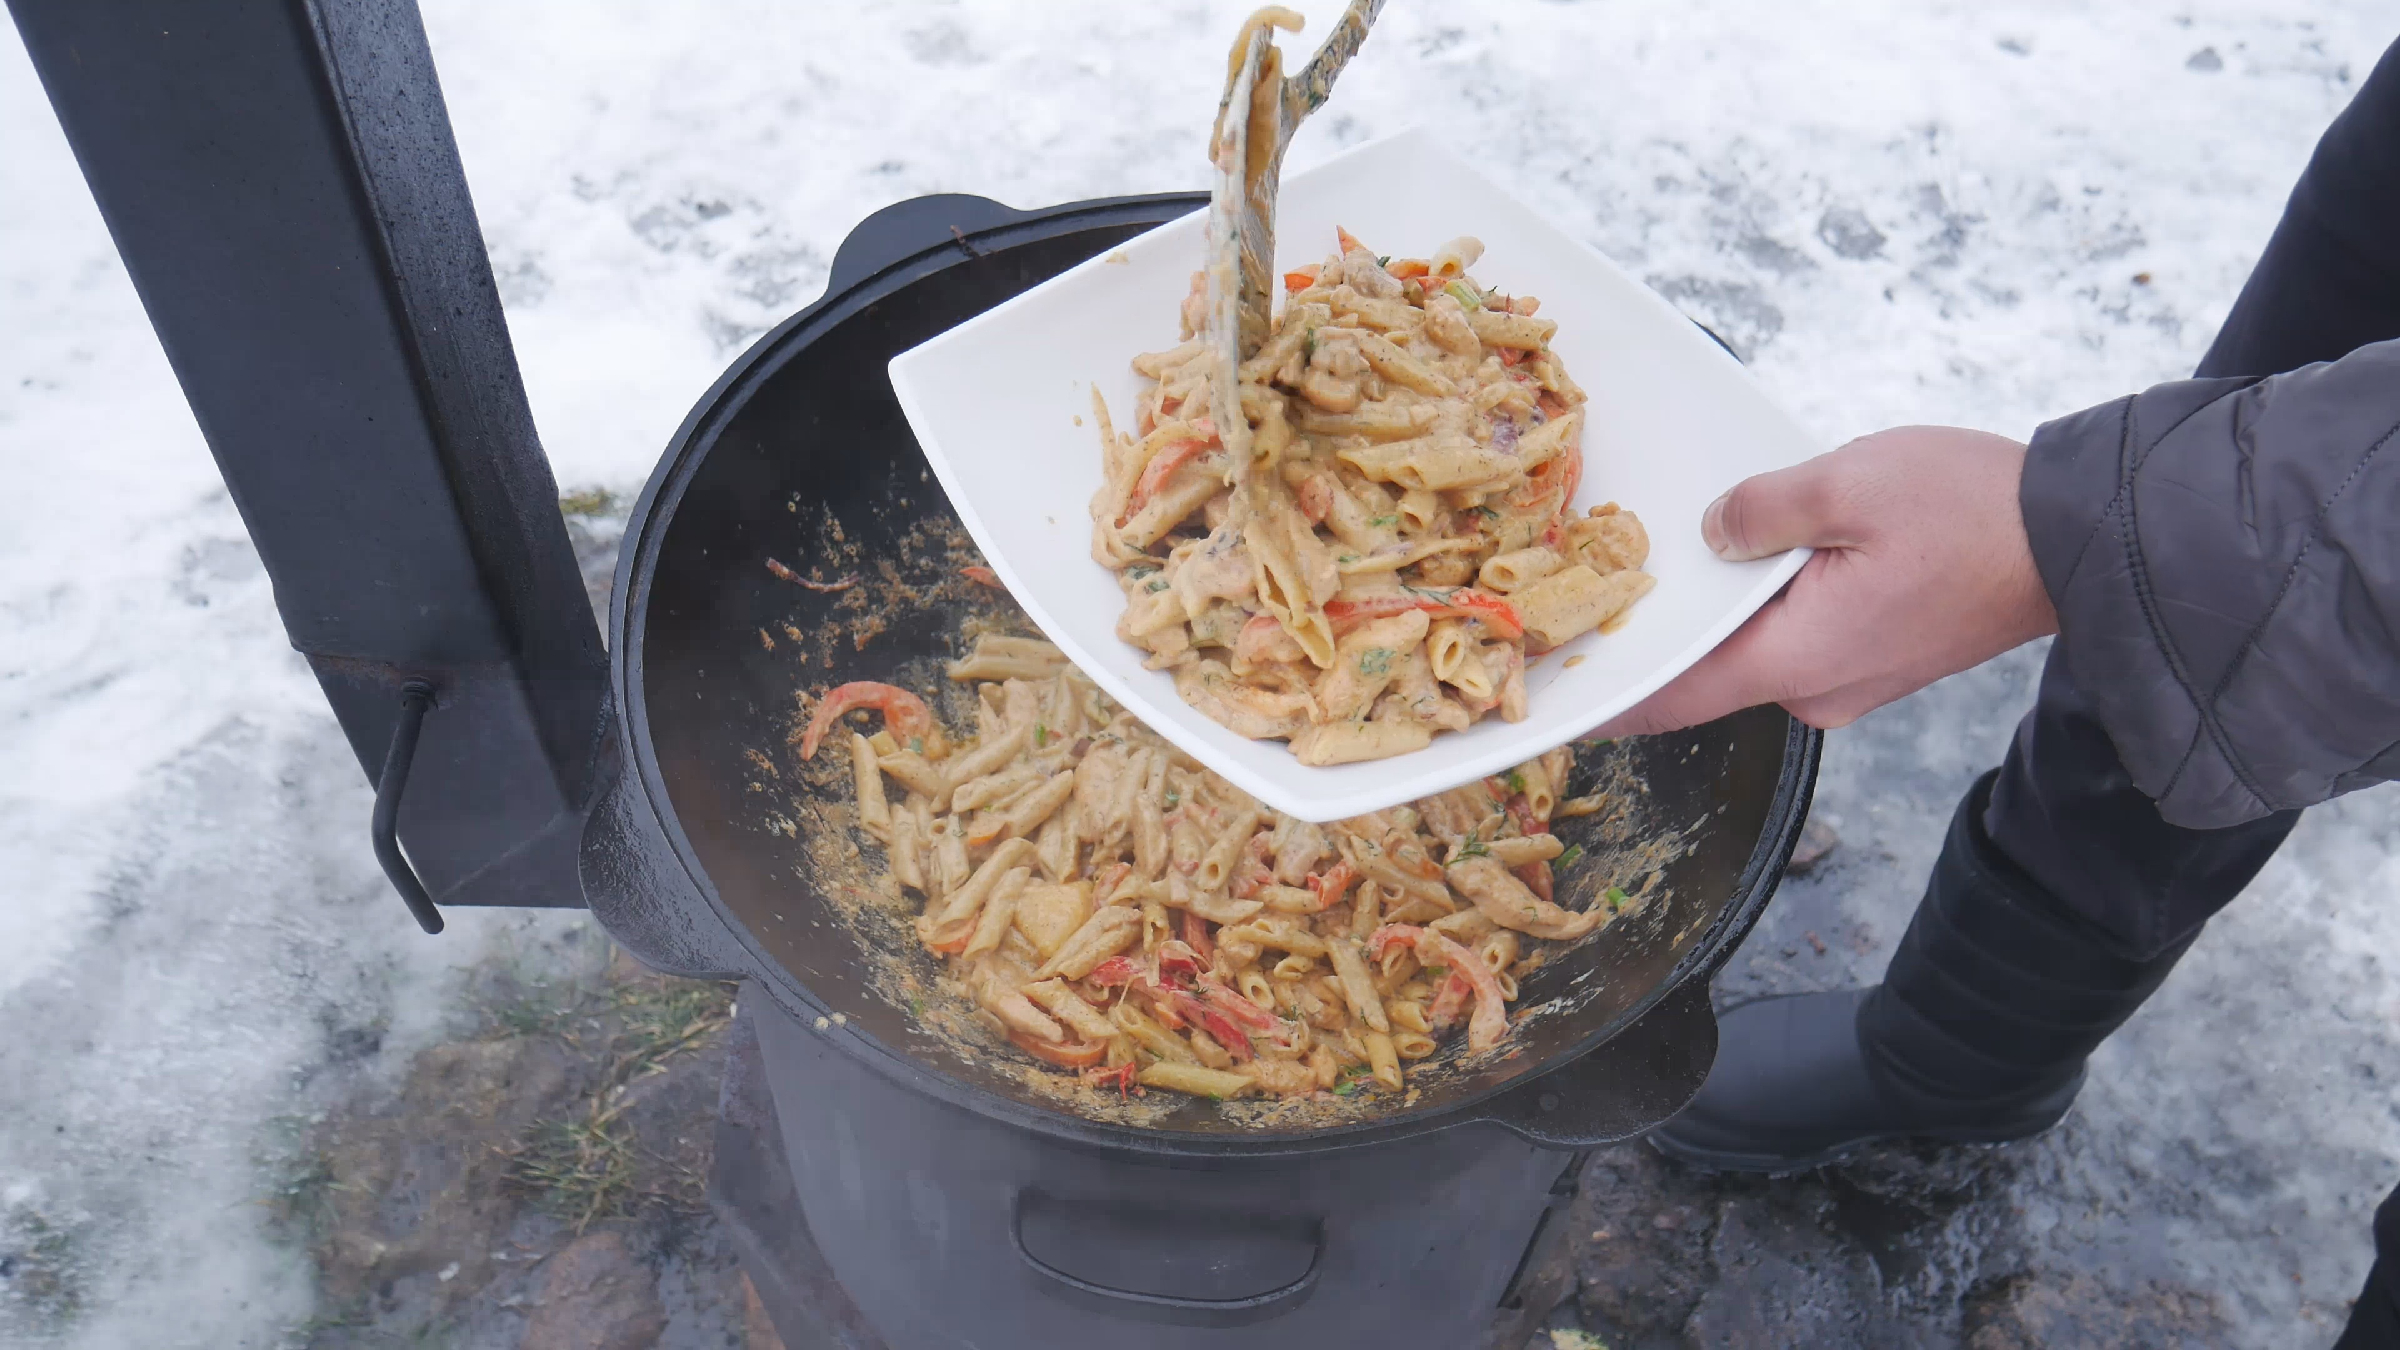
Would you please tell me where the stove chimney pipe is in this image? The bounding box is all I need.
[9,0,607,921]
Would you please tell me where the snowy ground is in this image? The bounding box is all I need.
[2,1,2395,1345]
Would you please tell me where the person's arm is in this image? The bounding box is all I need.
[2025,341,2400,826]
[1596,338,2400,829]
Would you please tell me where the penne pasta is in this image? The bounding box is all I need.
[1477,547,1566,594]
[832,662,1628,1104]
[1512,565,1659,648]
[1365,1031,1403,1090]
[1139,1061,1255,1100]
[946,633,1070,682]
[849,733,890,838]
[1090,218,1648,765]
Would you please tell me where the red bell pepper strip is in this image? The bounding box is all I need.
[1157,989,1255,1062]
[1506,795,1547,836]
[1182,910,1215,962]
[1514,860,1554,904]
[1083,1062,1139,1098]
[1086,955,1142,988]
[1443,591,1526,640]
[1516,436,1583,514]
[1197,978,1282,1034]
[1307,860,1360,910]
[1335,225,1368,256]
[1323,588,1524,642]
[1385,257,1431,280]
[1123,418,1219,520]
[1156,940,1203,989]
[1283,264,1322,293]
[1370,924,1511,1052]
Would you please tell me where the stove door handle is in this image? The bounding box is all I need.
[1009,1191,1322,1328]
[372,680,445,935]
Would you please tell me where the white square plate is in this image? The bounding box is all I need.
[889,128,1816,823]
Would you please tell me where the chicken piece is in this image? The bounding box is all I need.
[1445,855,1605,941]
[1175,658,1312,740]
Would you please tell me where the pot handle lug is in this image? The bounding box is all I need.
[1010,1189,1321,1329]
[825,193,1030,293]
[1479,979,1719,1149]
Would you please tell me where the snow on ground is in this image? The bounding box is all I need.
[0,1,2393,1344]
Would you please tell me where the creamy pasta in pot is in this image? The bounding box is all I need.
[1088,229,1656,766]
[797,633,1640,1104]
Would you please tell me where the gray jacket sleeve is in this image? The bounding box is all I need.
[2021,337,2400,828]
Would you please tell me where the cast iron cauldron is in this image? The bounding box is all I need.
[583,191,1820,1347]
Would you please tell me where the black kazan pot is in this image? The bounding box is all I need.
[587,192,1822,1348]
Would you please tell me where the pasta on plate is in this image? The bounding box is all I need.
[798,631,1644,1104]
[1089,230,1656,766]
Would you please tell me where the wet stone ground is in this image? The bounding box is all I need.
[258,509,2344,1349]
[282,943,757,1350]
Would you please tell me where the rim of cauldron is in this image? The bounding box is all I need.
[610,191,1819,1158]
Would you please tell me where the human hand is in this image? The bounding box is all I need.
[1592,425,2056,737]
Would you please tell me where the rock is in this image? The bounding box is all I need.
[520,1230,666,1350]
[1573,1145,1717,1345]
[1815,207,1886,260]
[312,1035,587,1312]
[1962,1271,2231,1348]
[1682,1196,1900,1348]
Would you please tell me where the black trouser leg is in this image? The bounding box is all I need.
[1650,645,2308,1169]
[2195,36,2400,382]
[1981,645,2299,960]
[1854,646,2299,1105]
[2336,1183,2400,1349]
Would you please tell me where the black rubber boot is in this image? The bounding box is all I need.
[1649,772,2194,1173]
